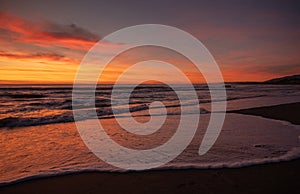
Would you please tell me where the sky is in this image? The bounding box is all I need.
[0,0,299,84]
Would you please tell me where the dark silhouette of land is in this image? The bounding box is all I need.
[264,74,300,85]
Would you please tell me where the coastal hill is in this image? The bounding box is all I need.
[264,74,300,84]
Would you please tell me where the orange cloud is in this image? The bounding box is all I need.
[0,12,121,84]
[0,11,100,51]
[0,51,76,63]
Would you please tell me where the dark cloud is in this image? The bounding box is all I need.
[0,50,73,62]
[0,11,100,50]
[42,22,100,42]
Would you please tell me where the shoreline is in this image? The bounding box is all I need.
[1,102,299,193]
[1,158,299,193]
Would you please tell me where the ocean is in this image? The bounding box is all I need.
[1,84,300,185]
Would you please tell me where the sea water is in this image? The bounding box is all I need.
[1,84,300,185]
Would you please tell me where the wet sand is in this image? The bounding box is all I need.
[1,160,299,194]
[230,102,300,125]
[1,102,299,194]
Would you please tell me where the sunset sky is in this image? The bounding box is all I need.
[0,0,299,84]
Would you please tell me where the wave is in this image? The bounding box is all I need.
[0,93,47,99]
[1,83,298,129]
[0,105,210,129]
[0,114,74,128]
[1,146,300,187]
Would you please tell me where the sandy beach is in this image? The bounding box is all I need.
[1,102,299,194]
